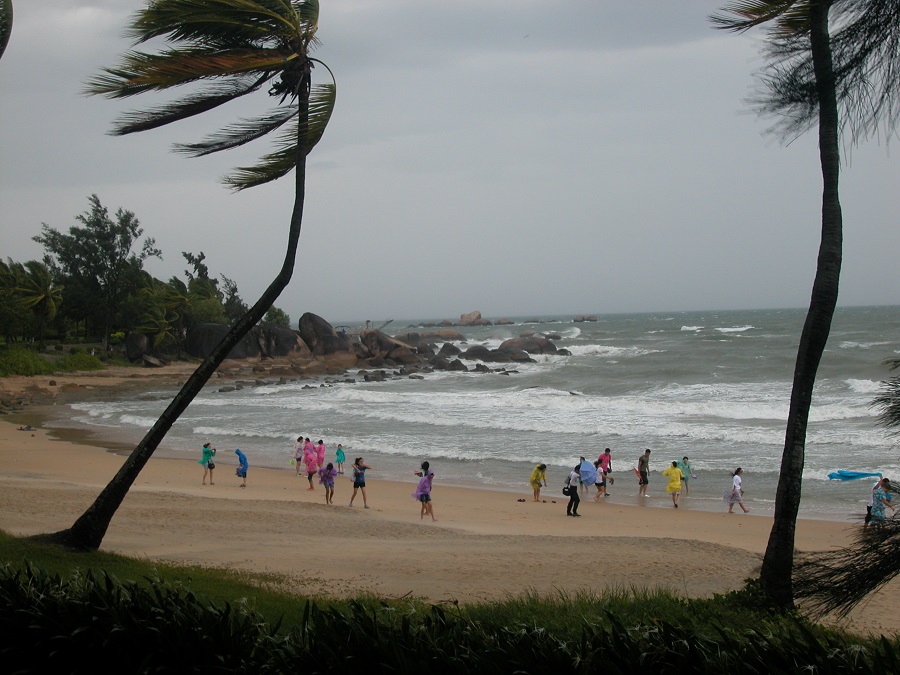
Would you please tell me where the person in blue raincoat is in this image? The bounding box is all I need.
[235,448,248,488]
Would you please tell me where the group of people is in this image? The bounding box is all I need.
[531,449,755,516]
[198,442,248,488]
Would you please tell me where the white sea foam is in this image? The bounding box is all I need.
[715,325,755,334]
[681,325,703,332]
[565,344,663,358]
[839,340,893,350]
[845,378,883,394]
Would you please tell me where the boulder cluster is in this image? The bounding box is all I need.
[126,310,574,386]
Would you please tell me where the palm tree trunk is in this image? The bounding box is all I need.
[760,0,842,609]
[43,68,313,551]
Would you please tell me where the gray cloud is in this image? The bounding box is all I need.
[1,1,897,323]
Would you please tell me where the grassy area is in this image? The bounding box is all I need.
[2,529,899,673]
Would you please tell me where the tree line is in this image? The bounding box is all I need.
[1,194,290,353]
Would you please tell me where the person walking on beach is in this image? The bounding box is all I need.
[869,478,894,526]
[335,443,346,475]
[234,448,248,488]
[316,439,326,469]
[725,468,749,513]
[637,449,651,497]
[292,437,304,476]
[318,462,338,505]
[199,442,216,485]
[413,461,437,521]
[303,441,318,491]
[530,463,547,502]
[565,465,581,516]
[675,456,694,495]
[349,457,371,508]
[661,461,684,508]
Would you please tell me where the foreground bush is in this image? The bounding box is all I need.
[1,564,899,674]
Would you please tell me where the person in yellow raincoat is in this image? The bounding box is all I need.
[661,460,684,508]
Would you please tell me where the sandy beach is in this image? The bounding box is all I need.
[0,364,897,636]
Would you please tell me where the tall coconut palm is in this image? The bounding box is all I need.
[713,0,900,609]
[45,0,335,550]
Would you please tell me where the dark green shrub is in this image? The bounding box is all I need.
[0,346,55,377]
[57,352,104,372]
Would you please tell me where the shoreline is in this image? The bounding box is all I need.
[1,366,898,636]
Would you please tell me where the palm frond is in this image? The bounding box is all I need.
[711,0,809,34]
[174,105,297,156]
[126,0,300,45]
[0,0,12,61]
[86,48,293,97]
[304,78,336,149]
[223,126,298,190]
[872,375,900,436]
[794,517,900,616]
[110,75,269,135]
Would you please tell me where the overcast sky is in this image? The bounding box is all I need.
[1,1,897,324]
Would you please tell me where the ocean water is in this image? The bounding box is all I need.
[60,306,900,522]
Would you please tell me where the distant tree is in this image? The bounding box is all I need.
[48,0,336,550]
[264,305,290,328]
[713,0,900,609]
[182,251,212,283]
[0,0,11,61]
[220,275,249,325]
[34,195,162,348]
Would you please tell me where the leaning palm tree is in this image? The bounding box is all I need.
[0,0,12,61]
[713,0,900,609]
[45,0,335,550]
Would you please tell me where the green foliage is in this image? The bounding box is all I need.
[265,305,291,328]
[0,345,55,376]
[57,352,105,372]
[109,331,126,346]
[1,559,899,674]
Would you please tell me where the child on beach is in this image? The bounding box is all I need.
[316,439,326,468]
[335,443,346,475]
[234,448,248,488]
[199,441,216,485]
[413,461,437,521]
[349,457,371,508]
[661,460,684,508]
[318,462,338,504]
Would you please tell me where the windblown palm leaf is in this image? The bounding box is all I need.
[84,0,334,190]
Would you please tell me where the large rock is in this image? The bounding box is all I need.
[298,312,352,356]
[459,310,482,326]
[499,336,559,355]
[185,323,310,360]
[185,323,260,359]
[360,329,420,365]
[125,332,149,362]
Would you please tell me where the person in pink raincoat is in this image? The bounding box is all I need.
[316,439,326,468]
[303,439,318,491]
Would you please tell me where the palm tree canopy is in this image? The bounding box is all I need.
[85,0,335,190]
[712,0,900,143]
